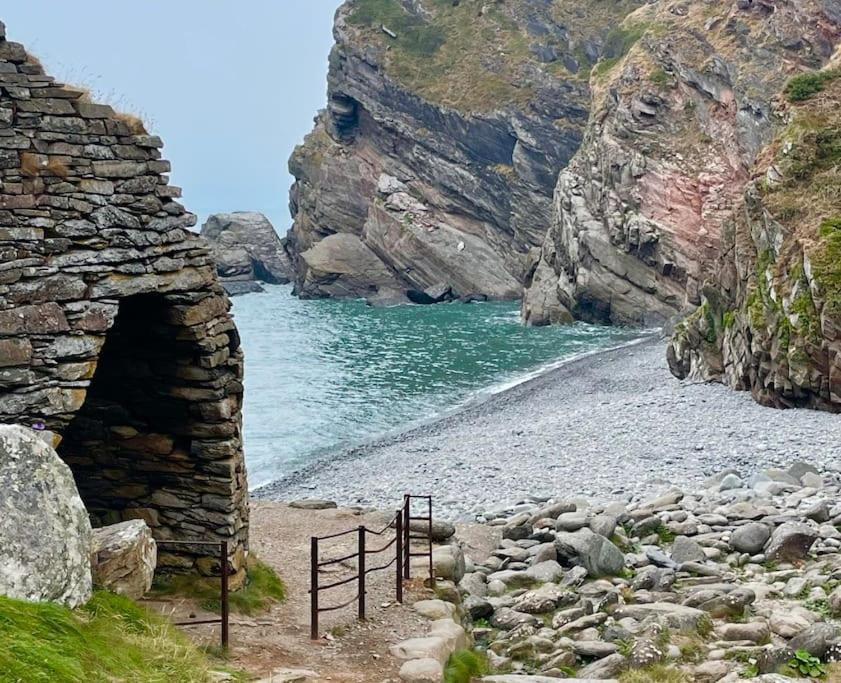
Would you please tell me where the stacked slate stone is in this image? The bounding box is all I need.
[0,21,248,578]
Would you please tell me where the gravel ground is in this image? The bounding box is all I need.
[255,338,841,520]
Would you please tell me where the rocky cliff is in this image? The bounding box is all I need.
[522,0,841,327]
[287,0,642,304]
[668,63,841,411]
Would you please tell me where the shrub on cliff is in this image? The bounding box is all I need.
[785,70,839,102]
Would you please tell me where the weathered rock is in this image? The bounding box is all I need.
[90,519,156,599]
[555,529,625,577]
[718,621,770,644]
[410,518,456,542]
[433,544,465,583]
[730,523,772,555]
[289,499,337,510]
[613,603,709,633]
[671,536,706,564]
[201,212,292,287]
[399,658,443,683]
[0,425,92,607]
[788,623,840,659]
[764,523,819,563]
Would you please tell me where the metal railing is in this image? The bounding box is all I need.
[309,494,434,640]
[156,539,229,648]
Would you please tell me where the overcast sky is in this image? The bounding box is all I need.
[3,1,341,232]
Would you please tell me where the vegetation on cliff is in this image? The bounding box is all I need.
[0,591,238,682]
[345,0,639,112]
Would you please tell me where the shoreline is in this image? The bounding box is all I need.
[254,338,841,519]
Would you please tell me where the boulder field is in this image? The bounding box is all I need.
[406,460,841,682]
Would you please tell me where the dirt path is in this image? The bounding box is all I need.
[146,500,497,682]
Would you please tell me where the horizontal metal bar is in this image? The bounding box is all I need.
[319,593,359,613]
[173,618,222,626]
[365,537,396,554]
[316,574,359,591]
[156,540,222,547]
[405,495,432,500]
[318,551,358,567]
[313,528,358,541]
[409,551,431,557]
[365,556,397,575]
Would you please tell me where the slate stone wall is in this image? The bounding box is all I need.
[0,21,248,576]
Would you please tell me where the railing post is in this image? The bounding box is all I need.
[395,509,403,604]
[403,495,410,579]
[428,496,435,589]
[220,541,229,648]
[310,536,319,640]
[358,526,366,621]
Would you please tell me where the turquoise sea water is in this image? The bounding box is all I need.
[232,285,642,488]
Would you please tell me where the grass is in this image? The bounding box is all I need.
[151,555,285,616]
[444,649,488,683]
[0,591,240,683]
[620,664,688,683]
[654,523,677,545]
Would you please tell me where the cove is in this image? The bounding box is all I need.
[232,285,643,489]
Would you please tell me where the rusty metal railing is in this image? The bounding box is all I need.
[156,539,229,648]
[309,494,434,640]
[403,494,435,589]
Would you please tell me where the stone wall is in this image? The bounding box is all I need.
[0,21,248,576]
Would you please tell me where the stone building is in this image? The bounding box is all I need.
[0,21,248,576]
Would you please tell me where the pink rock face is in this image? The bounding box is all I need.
[523,0,841,329]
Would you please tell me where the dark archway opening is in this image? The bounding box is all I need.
[57,293,242,573]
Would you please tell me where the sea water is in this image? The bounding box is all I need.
[232,285,642,488]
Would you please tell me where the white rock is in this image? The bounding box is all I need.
[0,425,92,607]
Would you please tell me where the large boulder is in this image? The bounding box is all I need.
[764,522,819,562]
[730,522,772,554]
[554,528,625,577]
[0,425,92,607]
[201,212,292,287]
[90,519,157,599]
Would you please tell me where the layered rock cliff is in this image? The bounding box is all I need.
[288,0,642,303]
[668,64,841,411]
[522,0,841,327]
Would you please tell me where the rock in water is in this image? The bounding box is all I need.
[91,520,157,599]
[201,212,292,287]
[0,425,92,607]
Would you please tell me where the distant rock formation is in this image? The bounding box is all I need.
[201,212,292,296]
[286,0,644,303]
[0,23,249,577]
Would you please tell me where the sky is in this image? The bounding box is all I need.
[3,1,342,233]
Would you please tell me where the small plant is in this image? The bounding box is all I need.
[444,649,488,683]
[654,523,676,545]
[619,664,688,683]
[785,70,839,102]
[787,649,826,679]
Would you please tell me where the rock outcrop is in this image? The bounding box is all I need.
[0,425,92,608]
[200,212,292,296]
[668,64,841,412]
[0,24,248,576]
[523,0,841,327]
[287,0,644,303]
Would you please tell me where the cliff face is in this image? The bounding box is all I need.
[288,0,641,303]
[522,0,841,326]
[668,65,841,411]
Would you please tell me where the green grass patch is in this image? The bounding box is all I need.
[151,556,285,616]
[0,591,239,683]
[812,217,841,316]
[444,649,488,683]
[348,0,445,57]
[785,70,840,102]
